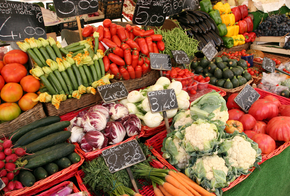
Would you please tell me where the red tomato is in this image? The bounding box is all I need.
[0,61,4,71]
[276,60,281,65]
[82,25,93,37]
[252,121,267,134]
[197,75,203,82]
[193,75,198,80]
[0,103,21,122]
[244,130,257,139]
[278,105,290,116]
[263,95,281,107]
[190,89,196,95]
[239,114,256,130]
[3,50,28,65]
[103,19,112,28]
[266,116,290,142]
[226,93,240,110]
[250,71,254,75]
[0,83,23,103]
[252,134,276,154]
[1,63,27,83]
[20,75,40,93]
[204,77,210,82]
[0,75,5,91]
[248,99,279,121]
[18,93,38,111]
[228,109,244,120]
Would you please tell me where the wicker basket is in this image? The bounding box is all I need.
[252,75,262,85]
[0,103,46,138]
[36,181,80,196]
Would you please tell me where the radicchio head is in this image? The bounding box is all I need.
[80,136,93,152]
[88,105,110,122]
[102,102,116,115]
[119,114,141,137]
[109,103,129,120]
[85,131,108,150]
[103,121,126,144]
[70,126,85,143]
[82,111,107,132]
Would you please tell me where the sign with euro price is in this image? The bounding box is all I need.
[202,42,218,62]
[97,82,128,103]
[172,50,191,64]
[262,57,276,73]
[150,53,172,70]
[234,84,260,112]
[147,89,178,113]
[183,0,199,11]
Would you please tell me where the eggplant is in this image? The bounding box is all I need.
[194,33,207,48]
[193,10,209,19]
[189,25,199,33]
[185,14,196,25]
[178,16,191,25]
[207,17,219,34]
[207,31,220,46]
[187,14,198,24]
[199,22,209,33]
[197,23,207,34]
[210,30,223,46]
[203,19,212,31]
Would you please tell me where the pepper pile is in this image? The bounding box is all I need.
[232,5,254,36]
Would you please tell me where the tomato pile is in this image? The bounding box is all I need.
[82,19,165,80]
[0,50,40,122]
[247,67,262,77]
[254,57,281,65]
[219,49,253,62]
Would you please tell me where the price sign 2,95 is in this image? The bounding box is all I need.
[147,89,178,113]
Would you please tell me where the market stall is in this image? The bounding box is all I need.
[0,0,290,195]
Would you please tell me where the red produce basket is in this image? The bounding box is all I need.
[141,118,173,138]
[37,181,80,196]
[5,146,85,196]
[255,88,290,105]
[209,84,227,97]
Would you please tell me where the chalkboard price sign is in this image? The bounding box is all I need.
[234,84,260,112]
[102,139,146,173]
[262,57,276,73]
[202,42,218,62]
[53,0,98,18]
[166,0,184,16]
[150,53,172,70]
[97,82,128,103]
[0,1,46,41]
[183,0,200,11]
[171,50,190,64]
[147,89,178,113]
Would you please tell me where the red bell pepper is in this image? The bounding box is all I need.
[244,16,253,32]
[243,32,251,43]
[238,20,248,34]
[231,7,241,22]
[249,32,256,42]
[238,5,248,19]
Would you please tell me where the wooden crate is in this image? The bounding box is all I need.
[251,36,290,55]
[251,44,290,55]
[253,36,286,47]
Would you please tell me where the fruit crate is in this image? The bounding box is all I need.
[251,36,290,55]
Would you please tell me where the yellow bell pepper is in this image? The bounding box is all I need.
[238,34,245,45]
[232,35,246,46]
[224,3,231,14]
[231,35,239,46]
[225,26,235,37]
[228,13,235,25]
[233,25,240,36]
[221,14,235,26]
[213,2,225,15]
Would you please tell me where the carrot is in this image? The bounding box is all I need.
[154,187,164,196]
[177,172,215,196]
[159,185,173,196]
[134,193,143,196]
[165,175,194,196]
[168,171,201,196]
[163,182,187,196]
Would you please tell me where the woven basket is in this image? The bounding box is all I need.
[252,75,262,85]
[36,181,80,196]
[0,103,46,138]
[5,146,85,196]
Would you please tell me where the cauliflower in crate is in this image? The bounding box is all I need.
[171,109,193,130]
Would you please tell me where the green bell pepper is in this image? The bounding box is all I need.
[217,23,228,37]
[222,36,234,48]
[209,9,222,25]
[200,0,213,13]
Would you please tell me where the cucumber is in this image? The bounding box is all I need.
[45,163,59,175]
[21,131,71,153]
[56,157,72,169]
[24,143,75,169]
[19,170,36,187]
[15,121,70,147]
[10,116,61,143]
[68,152,81,164]
[34,167,48,180]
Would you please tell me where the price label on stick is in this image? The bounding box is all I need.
[102,139,146,173]
[53,0,98,18]
[147,89,178,113]
[183,0,199,11]
[0,1,46,41]
[97,82,129,103]
[150,53,172,70]
[262,57,276,73]
[171,50,190,64]
[202,42,218,62]
[234,84,260,112]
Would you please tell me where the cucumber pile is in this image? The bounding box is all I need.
[10,116,81,187]
[191,56,252,89]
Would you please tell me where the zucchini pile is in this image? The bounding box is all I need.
[191,56,252,89]
[10,116,81,187]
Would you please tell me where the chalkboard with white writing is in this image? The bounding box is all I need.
[166,0,184,16]
[150,53,172,70]
[183,0,199,11]
[172,50,190,64]
[234,84,260,112]
[202,42,218,62]
[147,89,178,113]
[0,1,46,41]
[262,57,276,73]
[97,82,128,103]
[53,0,98,18]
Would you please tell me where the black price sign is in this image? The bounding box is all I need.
[183,0,200,11]
[262,57,276,73]
[53,0,98,18]
[97,82,128,103]
[234,84,260,112]
[202,42,218,62]
[166,0,184,16]
[133,0,169,26]
[102,139,146,173]
[0,1,46,41]
[147,89,178,113]
[150,53,172,70]
[172,50,190,64]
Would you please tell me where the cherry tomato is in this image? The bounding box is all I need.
[276,60,281,65]
[197,75,203,82]
[204,77,210,82]
[193,75,198,80]
[250,71,254,75]
[190,89,196,95]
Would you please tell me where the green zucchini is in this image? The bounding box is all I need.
[209,77,218,85]
[24,143,75,169]
[223,68,234,79]
[83,65,93,85]
[68,152,81,164]
[54,70,69,95]
[213,57,223,63]
[32,47,46,67]
[64,42,80,50]
[52,44,62,59]
[228,60,237,67]
[45,163,59,175]
[39,47,51,61]
[67,67,78,90]
[216,79,226,87]
[207,62,217,73]
[238,76,247,86]
[98,58,105,78]
[94,60,102,80]
[72,64,83,86]
[21,131,71,153]
[19,171,35,187]
[221,56,229,62]
[61,71,74,94]
[67,45,85,52]
[191,61,199,70]
[34,167,48,180]
[14,121,70,147]
[59,47,69,55]
[27,49,44,67]
[78,66,89,87]
[195,66,204,74]
[216,62,226,70]
[243,71,252,81]
[46,45,57,61]
[56,157,72,169]
[10,116,60,143]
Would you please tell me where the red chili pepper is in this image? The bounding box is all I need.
[144,56,150,65]
[112,35,122,47]
[109,63,121,79]
[131,50,139,68]
[121,43,131,51]
[157,41,165,51]
[145,37,154,53]
[143,29,155,37]
[97,25,104,41]
[102,38,117,48]
[135,65,142,78]
[108,53,125,66]
[126,39,140,51]
[132,27,144,37]
[125,24,133,32]
[127,66,135,79]
[98,41,106,53]
[124,49,132,65]
[129,31,134,40]
[152,43,159,53]
[103,56,110,72]
[117,26,127,42]
[82,25,93,37]
[137,38,149,55]
[110,23,117,36]
[142,63,149,75]
[113,47,124,58]
[120,67,130,80]
[138,57,144,66]
[125,30,130,40]
[150,34,163,42]
[103,28,111,39]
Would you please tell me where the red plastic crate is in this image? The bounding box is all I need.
[37,181,80,196]
[255,88,290,105]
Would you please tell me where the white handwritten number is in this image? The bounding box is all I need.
[150,97,159,112]
[78,0,98,10]
[58,0,75,15]
[0,16,18,39]
[24,27,45,36]
[170,89,176,107]
[103,90,113,101]
[134,6,149,25]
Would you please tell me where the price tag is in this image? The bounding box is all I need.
[166,0,184,16]
[53,0,98,18]
[97,82,128,103]
[171,50,190,64]
[102,139,146,173]
[234,84,260,112]
[183,0,199,11]
[0,1,46,41]
[262,57,276,73]
[150,53,172,70]
[133,0,168,26]
[202,42,218,62]
[147,89,178,113]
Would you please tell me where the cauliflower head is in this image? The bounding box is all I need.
[172,109,193,130]
[212,108,229,125]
